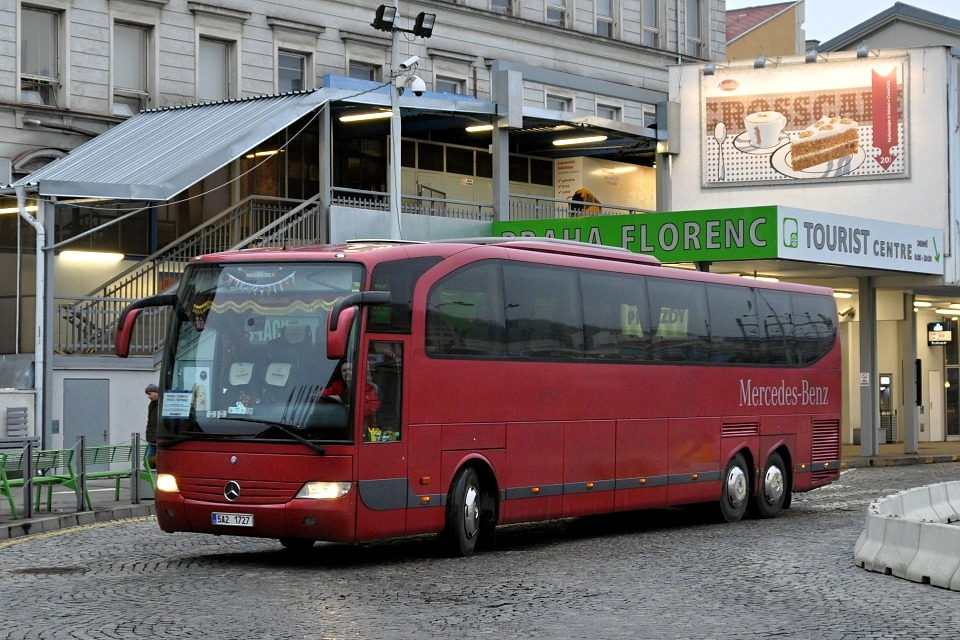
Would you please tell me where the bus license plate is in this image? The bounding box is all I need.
[212,512,254,527]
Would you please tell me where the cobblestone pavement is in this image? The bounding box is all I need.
[1,464,959,640]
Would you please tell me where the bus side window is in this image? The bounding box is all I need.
[367,341,404,442]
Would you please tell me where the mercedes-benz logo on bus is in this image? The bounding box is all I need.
[223,481,241,502]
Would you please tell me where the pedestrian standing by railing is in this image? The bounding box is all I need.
[144,384,159,467]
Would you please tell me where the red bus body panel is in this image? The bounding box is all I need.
[151,241,841,546]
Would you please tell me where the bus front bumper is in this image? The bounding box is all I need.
[155,492,358,543]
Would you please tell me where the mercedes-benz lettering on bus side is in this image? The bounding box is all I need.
[116,239,841,556]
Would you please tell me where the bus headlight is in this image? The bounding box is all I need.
[156,473,180,493]
[295,482,352,500]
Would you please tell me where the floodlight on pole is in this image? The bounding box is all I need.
[372,3,436,240]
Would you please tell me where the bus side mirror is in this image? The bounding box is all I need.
[325,291,391,360]
[115,293,177,358]
[115,308,143,358]
[326,306,356,360]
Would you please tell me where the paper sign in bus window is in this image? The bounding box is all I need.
[657,307,689,336]
[620,304,645,337]
[162,390,194,418]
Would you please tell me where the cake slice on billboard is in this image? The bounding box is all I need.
[789,116,859,171]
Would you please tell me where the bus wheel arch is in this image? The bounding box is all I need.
[719,451,750,523]
[751,448,791,518]
[441,461,499,557]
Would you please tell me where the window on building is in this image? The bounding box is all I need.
[641,0,660,47]
[491,0,512,15]
[114,23,149,116]
[596,0,614,37]
[198,37,231,102]
[546,1,566,27]
[349,63,379,82]
[642,103,657,129]
[685,0,704,57]
[597,104,620,121]
[21,6,59,106]
[546,94,570,112]
[278,51,306,92]
[435,76,464,94]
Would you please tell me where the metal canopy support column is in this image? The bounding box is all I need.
[901,292,919,453]
[319,103,331,244]
[859,277,879,456]
[492,67,521,222]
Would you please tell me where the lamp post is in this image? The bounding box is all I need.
[371,3,435,240]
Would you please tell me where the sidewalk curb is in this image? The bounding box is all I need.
[0,504,155,542]
[842,454,960,469]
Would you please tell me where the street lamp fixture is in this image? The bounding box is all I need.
[370,3,436,239]
[372,5,436,38]
[371,5,397,31]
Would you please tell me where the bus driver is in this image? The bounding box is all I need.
[319,361,381,438]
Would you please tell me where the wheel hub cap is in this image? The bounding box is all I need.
[727,466,747,507]
[463,485,480,539]
[764,466,784,502]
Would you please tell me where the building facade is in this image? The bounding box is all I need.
[0,0,725,447]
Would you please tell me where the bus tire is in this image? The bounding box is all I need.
[719,453,749,523]
[278,537,315,550]
[443,466,482,557]
[751,452,787,519]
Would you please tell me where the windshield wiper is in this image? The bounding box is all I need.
[222,417,326,455]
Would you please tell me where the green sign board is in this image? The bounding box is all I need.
[493,206,779,263]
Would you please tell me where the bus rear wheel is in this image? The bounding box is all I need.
[442,467,483,557]
[719,453,749,523]
[751,452,787,519]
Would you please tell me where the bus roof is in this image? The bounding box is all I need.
[190,238,833,297]
[194,237,661,266]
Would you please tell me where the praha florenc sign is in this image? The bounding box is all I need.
[702,56,907,186]
[493,206,943,275]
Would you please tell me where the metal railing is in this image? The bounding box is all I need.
[508,194,651,220]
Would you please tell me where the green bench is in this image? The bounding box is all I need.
[0,447,81,519]
[82,442,156,508]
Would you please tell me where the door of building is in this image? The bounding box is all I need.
[63,379,110,446]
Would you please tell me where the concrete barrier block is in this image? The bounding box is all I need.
[927,482,958,523]
[906,522,960,588]
[945,482,960,522]
[853,513,887,569]
[899,486,940,522]
[866,517,921,578]
[875,492,904,516]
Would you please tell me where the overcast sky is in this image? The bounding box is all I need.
[724,0,960,44]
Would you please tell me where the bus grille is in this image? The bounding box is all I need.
[722,421,760,438]
[811,418,840,480]
[178,478,303,504]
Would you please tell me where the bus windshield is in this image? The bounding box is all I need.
[162,261,364,443]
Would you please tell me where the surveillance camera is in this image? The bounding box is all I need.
[399,55,420,71]
[409,75,426,97]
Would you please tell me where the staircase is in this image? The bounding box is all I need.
[56,194,325,356]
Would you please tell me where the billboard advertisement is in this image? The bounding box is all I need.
[702,55,908,186]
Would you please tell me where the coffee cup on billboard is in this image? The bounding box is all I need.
[744,111,787,148]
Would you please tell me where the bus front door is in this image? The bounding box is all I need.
[355,341,409,540]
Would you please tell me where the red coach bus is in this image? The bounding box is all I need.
[116,238,841,556]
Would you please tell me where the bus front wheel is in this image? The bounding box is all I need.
[443,467,482,557]
[751,452,787,519]
[719,453,749,523]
